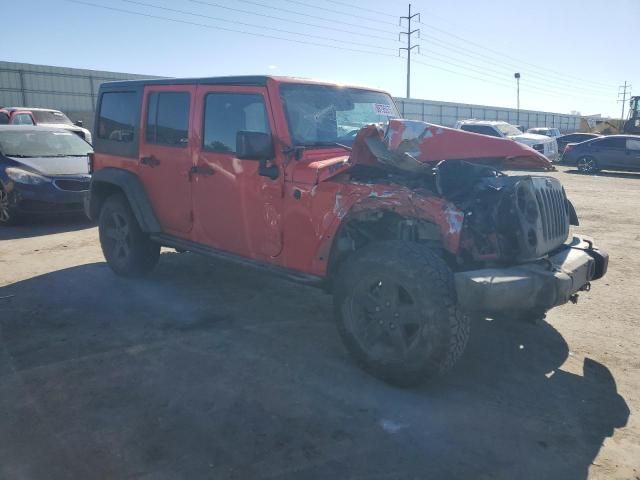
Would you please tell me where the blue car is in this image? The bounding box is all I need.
[562,134,640,174]
[0,125,93,225]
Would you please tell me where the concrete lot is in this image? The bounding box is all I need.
[0,166,638,480]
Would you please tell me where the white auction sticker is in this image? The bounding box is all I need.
[374,103,394,116]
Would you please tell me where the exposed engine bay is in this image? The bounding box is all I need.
[342,120,578,266]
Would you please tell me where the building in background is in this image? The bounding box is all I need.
[1,61,581,133]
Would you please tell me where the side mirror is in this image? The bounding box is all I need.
[74,120,84,127]
[236,131,278,179]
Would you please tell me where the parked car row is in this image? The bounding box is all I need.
[0,106,92,144]
[454,120,559,162]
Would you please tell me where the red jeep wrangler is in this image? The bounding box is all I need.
[86,76,608,386]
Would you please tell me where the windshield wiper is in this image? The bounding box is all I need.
[303,141,352,152]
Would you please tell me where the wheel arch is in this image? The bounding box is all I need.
[324,207,444,288]
[87,168,161,233]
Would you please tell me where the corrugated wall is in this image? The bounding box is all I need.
[394,98,580,133]
[1,61,580,133]
[0,61,160,130]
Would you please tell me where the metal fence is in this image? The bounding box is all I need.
[1,61,581,133]
[394,98,580,133]
[0,61,159,130]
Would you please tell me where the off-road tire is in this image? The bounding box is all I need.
[334,241,470,387]
[0,185,20,226]
[577,156,599,174]
[99,193,160,276]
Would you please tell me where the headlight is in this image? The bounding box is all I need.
[5,167,51,185]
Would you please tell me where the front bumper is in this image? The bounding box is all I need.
[455,236,608,313]
[8,180,87,214]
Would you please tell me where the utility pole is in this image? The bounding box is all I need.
[618,81,631,122]
[399,4,420,99]
[514,72,521,126]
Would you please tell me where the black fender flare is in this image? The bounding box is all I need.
[86,168,161,233]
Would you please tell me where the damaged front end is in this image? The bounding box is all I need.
[337,119,608,314]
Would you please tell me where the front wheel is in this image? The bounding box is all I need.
[334,241,470,387]
[99,194,160,276]
[0,185,20,226]
[577,156,599,174]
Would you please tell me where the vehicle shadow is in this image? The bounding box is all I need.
[0,254,630,480]
[0,214,93,240]
[564,168,640,180]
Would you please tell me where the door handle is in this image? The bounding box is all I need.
[189,165,215,178]
[140,155,160,167]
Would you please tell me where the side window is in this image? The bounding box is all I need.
[13,114,34,125]
[461,125,500,137]
[145,91,190,146]
[596,137,626,149]
[626,139,640,150]
[203,93,270,153]
[0,112,8,124]
[97,91,138,142]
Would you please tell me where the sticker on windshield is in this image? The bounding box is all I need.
[373,103,394,116]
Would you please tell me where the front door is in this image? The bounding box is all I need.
[191,85,283,261]
[138,85,195,235]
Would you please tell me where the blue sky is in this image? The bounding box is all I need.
[3,0,638,117]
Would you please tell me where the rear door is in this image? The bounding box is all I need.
[592,137,626,168]
[138,85,195,235]
[622,138,640,170]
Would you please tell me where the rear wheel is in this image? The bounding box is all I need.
[99,194,160,276]
[577,156,599,174]
[0,185,19,226]
[334,241,470,387]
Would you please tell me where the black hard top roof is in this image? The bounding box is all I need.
[100,75,272,89]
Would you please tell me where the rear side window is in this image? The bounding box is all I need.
[596,137,626,149]
[98,92,138,143]
[145,92,190,146]
[460,125,500,137]
[13,114,34,125]
[203,93,270,153]
[627,139,640,150]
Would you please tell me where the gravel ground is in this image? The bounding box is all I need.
[0,165,638,480]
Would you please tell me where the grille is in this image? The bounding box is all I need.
[54,179,90,192]
[533,178,569,245]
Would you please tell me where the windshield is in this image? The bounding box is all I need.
[496,123,523,136]
[32,110,73,125]
[280,84,399,146]
[0,130,92,157]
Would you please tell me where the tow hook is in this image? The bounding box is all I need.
[570,282,592,304]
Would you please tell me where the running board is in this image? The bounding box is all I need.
[151,233,325,287]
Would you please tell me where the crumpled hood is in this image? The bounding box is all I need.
[8,155,90,176]
[351,119,552,173]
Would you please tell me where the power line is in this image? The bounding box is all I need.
[66,0,400,58]
[323,0,397,18]
[185,0,400,42]
[198,0,400,35]
[416,50,611,98]
[418,20,616,89]
[276,0,398,26]
[121,0,397,51]
[418,34,610,95]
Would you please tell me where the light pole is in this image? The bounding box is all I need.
[514,72,521,126]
